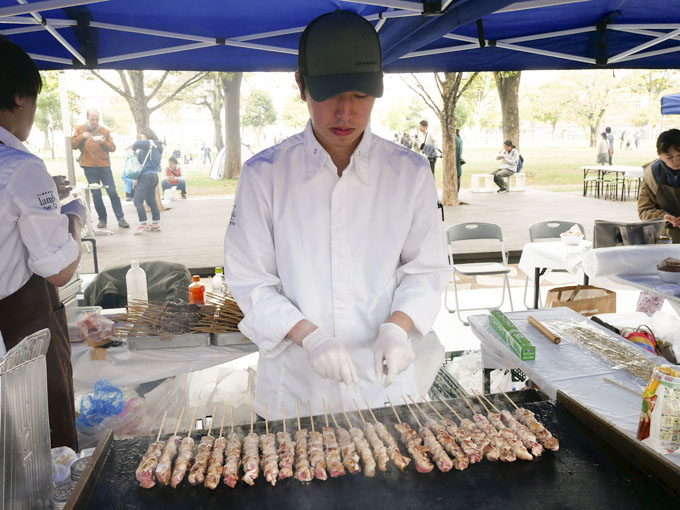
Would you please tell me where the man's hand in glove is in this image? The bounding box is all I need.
[302,328,358,386]
[373,323,415,387]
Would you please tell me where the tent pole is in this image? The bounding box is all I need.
[58,71,75,186]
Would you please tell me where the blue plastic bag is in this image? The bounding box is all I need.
[76,379,125,428]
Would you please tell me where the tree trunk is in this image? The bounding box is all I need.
[42,128,51,152]
[221,72,242,179]
[494,71,521,149]
[440,73,461,206]
[128,70,151,133]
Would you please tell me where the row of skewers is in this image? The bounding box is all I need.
[136,390,559,489]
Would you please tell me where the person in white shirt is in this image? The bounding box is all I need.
[492,139,520,193]
[418,119,439,175]
[0,37,86,449]
[224,11,451,419]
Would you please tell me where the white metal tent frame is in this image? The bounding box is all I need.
[3,0,680,70]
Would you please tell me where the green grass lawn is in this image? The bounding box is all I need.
[38,142,656,196]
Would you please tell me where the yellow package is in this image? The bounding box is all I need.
[637,365,680,453]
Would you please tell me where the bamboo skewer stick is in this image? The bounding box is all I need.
[440,399,464,422]
[174,407,186,437]
[407,395,428,421]
[459,392,478,415]
[473,391,491,414]
[478,392,502,413]
[603,377,644,396]
[500,389,520,410]
[308,401,315,432]
[156,410,168,442]
[231,406,234,433]
[250,408,254,434]
[187,408,198,438]
[424,398,446,421]
[353,399,368,426]
[219,402,227,439]
[282,407,287,434]
[296,401,302,431]
[321,398,330,428]
[363,398,380,424]
[330,409,340,428]
[340,401,353,429]
[208,405,217,436]
[386,395,402,424]
[264,402,269,435]
[402,395,422,428]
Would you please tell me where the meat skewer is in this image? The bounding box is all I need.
[387,396,433,473]
[362,398,410,471]
[460,393,515,463]
[341,401,376,477]
[327,402,361,475]
[321,399,346,478]
[277,407,295,480]
[425,399,482,464]
[408,395,468,471]
[294,401,314,482]
[205,403,228,489]
[155,407,185,485]
[188,405,217,485]
[307,401,328,481]
[402,396,452,472]
[440,399,499,462]
[171,407,198,488]
[136,410,168,488]
[473,391,532,461]
[500,390,559,451]
[477,391,542,457]
[240,408,259,486]
[223,407,242,488]
[352,400,388,473]
[260,403,280,485]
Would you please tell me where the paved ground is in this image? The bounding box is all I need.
[81,186,640,274]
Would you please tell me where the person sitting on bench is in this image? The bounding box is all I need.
[492,139,519,193]
[161,156,187,199]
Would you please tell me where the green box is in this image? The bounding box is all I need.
[488,309,536,361]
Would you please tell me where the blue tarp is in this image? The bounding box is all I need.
[3,0,680,72]
[661,93,680,115]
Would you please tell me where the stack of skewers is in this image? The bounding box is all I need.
[194,292,245,335]
[135,391,559,489]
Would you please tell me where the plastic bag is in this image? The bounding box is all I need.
[76,379,125,428]
[77,312,114,344]
[51,446,77,485]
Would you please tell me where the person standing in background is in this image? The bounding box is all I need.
[455,128,463,192]
[131,127,163,234]
[418,120,439,175]
[596,132,610,165]
[72,109,129,229]
[606,126,614,165]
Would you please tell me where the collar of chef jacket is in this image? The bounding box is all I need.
[301,119,372,185]
[0,126,30,154]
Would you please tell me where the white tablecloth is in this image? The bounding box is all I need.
[71,343,258,393]
[518,240,591,277]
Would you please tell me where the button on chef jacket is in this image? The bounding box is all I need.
[224,121,451,419]
[0,126,80,355]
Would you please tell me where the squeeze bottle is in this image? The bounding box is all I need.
[126,260,148,304]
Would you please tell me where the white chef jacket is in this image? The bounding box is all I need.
[0,126,80,355]
[224,121,451,419]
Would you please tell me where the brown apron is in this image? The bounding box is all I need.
[655,165,680,243]
[0,274,78,450]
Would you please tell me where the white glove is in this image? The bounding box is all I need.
[302,328,358,386]
[61,199,87,225]
[373,323,415,387]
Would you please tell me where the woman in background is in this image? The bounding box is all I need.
[596,131,610,165]
[131,127,163,234]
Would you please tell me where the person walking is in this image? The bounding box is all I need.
[72,109,129,228]
[131,127,163,234]
[418,119,439,175]
[606,126,614,165]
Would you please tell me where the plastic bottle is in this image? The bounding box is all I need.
[658,228,673,244]
[188,275,205,305]
[212,267,226,296]
[125,260,148,304]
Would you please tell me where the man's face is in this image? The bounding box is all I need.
[14,94,37,142]
[87,111,100,129]
[169,160,177,170]
[418,124,427,134]
[660,147,680,171]
[298,75,375,158]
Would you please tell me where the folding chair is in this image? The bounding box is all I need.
[523,220,585,308]
[444,222,514,325]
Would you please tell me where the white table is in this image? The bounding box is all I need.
[71,342,257,393]
[468,307,668,437]
[518,240,592,308]
[581,165,643,201]
[611,274,680,315]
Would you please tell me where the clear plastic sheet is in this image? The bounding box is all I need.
[583,245,680,278]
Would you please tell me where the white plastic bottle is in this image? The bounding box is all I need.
[211,267,226,297]
[126,260,148,304]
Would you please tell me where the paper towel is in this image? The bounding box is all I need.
[583,245,680,278]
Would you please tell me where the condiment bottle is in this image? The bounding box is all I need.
[125,260,148,304]
[658,228,673,244]
[211,267,226,296]
[188,275,205,305]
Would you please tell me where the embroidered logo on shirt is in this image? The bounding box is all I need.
[229,204,237,226]
[37,190,58,211]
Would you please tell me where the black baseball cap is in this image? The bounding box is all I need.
[298,10,384,102]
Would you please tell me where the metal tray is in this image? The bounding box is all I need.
[211,331,251,346]
[126,332,210,351]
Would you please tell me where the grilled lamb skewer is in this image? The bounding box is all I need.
[499,409,543,457]
[155,408,185,485]
[360,400,410,471]
[260,433,280,485]
[363,423,390,472]
[307,402,328,481]
[423,419,468,470]
[474,393,532,461]
[277,408,295,481]
[223,430,242,487]
[349,426,376,477]
[171,408,198,488]
[441,418,484,464]
[499,390,559,452]
[402,397,452,473]
[241,431,259,486]
[394,422,434,473]
[205,436,227,489]
[188,435,215,484]
[322,426,346,478]
[472,414,516,462]
[294,428,314,482]
[136,440,165,488]
[331,411,361,476]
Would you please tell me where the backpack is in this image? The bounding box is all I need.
[517,153,524,173]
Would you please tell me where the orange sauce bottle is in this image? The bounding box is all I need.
[188,275,205,305]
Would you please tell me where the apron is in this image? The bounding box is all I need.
[0,274,78,450]
[655,165,680,243]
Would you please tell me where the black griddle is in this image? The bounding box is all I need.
[75,391,680,509]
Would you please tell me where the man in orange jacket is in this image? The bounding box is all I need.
[72,109,129,228]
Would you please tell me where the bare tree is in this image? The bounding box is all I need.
[221,72,243,179]
[193,73,224,151]
[407,72,478,206]
[91,70,208,133]
[494,71,521,149]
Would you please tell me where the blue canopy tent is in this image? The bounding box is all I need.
[661,93,680,115]
[2,0,680,72]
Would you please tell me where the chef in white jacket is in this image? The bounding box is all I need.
[224,11,451,419]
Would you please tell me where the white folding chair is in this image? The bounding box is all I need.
[523,220,585,309]
[444,222,514,325]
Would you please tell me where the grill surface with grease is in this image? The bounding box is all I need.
[83,393,679,509]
